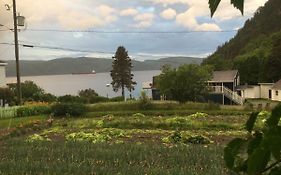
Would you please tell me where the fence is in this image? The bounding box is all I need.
[0,107,19,119]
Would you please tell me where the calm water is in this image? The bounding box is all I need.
[6,70,161,98]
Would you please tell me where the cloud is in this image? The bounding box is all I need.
[120,8,139,16]
[15,0,118,29]
[160,8,177,20]
[133,13,154,28]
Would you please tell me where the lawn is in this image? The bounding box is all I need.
[0,103,255,174]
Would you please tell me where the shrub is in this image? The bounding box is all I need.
[16,105,51,117]
[89,96,108,104]
[58,95,86,104]
[138,91,152,110]
[110,96,124,102]
[51,103,87,117]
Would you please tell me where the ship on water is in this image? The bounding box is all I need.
[72,70,96,75]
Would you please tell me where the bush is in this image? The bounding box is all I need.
[89,96,109,104]
[16,105,51,117]
[51,103,87,117]
[58,95,86,104]
[109,96,124,102]
[138,91,152,110]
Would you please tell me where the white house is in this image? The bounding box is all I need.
[0,61,7,87]
[271,80,281,102]
[236,83,274,100]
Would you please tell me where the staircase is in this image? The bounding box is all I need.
[209,86,244,105]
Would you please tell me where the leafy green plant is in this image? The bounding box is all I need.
[162,131,211,145]
[224,104,281,175]
[132,113,146,118]
[16,105,51,117]
[182,135,211,144]
[189,112,208,118]
[51,103,87,117]
[26,134,51,143]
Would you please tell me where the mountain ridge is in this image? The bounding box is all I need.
[5,56,204,77]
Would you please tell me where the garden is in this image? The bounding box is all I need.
[0,99,268,174]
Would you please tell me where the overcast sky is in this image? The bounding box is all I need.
[0,0,267,61]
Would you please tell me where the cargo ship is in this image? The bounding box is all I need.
[72,70,96,75]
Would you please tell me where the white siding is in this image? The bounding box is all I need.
[241,86,260,99]
[0,66,6,87]
[260,84,273,99]
[272,89,281,102]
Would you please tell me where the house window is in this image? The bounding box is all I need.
[276,91,279,96]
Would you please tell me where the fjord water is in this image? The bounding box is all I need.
[6,70,161,98]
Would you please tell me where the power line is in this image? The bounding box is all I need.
[0,28,238,34]
[0,42,210,58]
[0,42,115,54]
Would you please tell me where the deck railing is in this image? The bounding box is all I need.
[209,86,244,105]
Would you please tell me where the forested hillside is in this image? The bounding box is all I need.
[203,0,281,84]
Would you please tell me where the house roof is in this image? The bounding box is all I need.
[142,81,152,89]
[272,79,281,90]
[208,70,238,83]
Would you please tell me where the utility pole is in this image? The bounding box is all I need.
[12,0,22,105]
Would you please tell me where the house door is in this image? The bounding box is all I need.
[269,90,272,99]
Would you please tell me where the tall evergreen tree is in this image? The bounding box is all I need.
[266,37,281,82]
[110,46,136,99]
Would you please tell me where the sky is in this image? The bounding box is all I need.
[0,0,268,61]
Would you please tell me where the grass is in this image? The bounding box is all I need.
[0,141,229,175]
[88,101,224,112]
[0,116,47,130]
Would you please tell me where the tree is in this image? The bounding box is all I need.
[110,46,136,99]
[156,64,212,103]
[0,88,15,106]
[79,88,99,104]
[266,37,281,82]
[8,81,44,102]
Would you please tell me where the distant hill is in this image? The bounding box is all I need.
[5,57,203,77]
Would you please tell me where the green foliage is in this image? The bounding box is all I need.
[66,129,125,143]
[26,134,51,143]
[78,89,100,103]
[109,96,124,102]
[209,0,244,17]
[156,64,212,103]
[224,104,281,174]
[162,131,211,145]
[0,88,15,106]
[58,95,85,103]
[16,105,51,117]
[51,103,87,117]
[132,113,146,118]
[138,91,152,110]
[110,46,136,99]
[66,132,110,143]
[8,81,57,104]
[266,37,281,82]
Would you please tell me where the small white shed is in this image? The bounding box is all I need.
[271,80,281,102]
